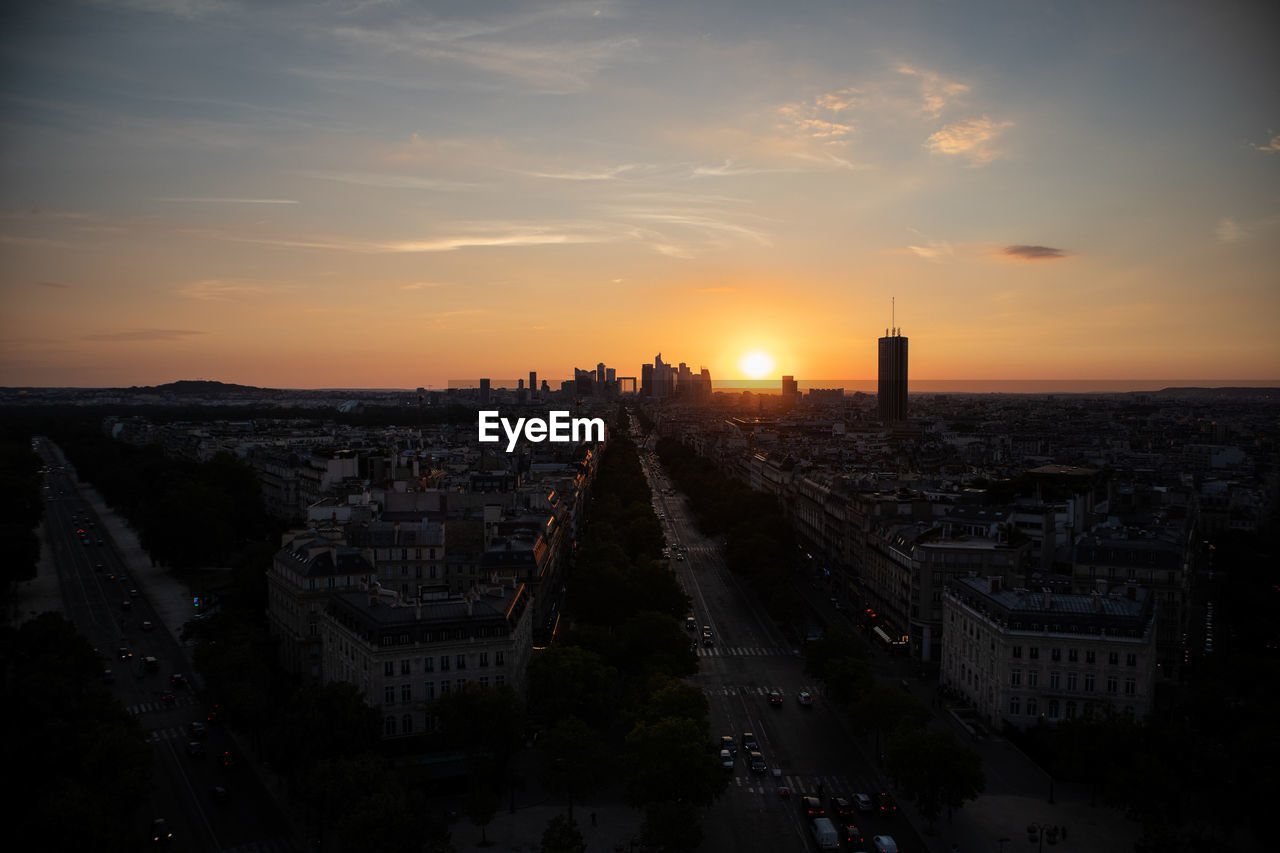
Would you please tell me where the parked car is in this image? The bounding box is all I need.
[875,791,898,815]
[741,732,759,751]
[150,818,172,845]
[719,749,734,770]
[188,721,207,738]
[872,835,898,853]
[719,735,737,757]
[853,793,874,812]
[797,690,815,706]
[828,796,853,821]
[748,751,767,774]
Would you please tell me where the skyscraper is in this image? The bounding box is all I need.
[878,327,908,423]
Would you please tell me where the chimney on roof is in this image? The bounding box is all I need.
[1092,591,1103,612]
[987,576,1001,594]
[1042,587,1052,611]
[1095,578,1108,595]
[1125,583,1137,601]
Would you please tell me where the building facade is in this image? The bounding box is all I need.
[877,329,908,424]
[942,575,1157,732]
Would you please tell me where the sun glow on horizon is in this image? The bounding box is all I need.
[739,350,776,380]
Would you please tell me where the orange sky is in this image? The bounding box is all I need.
[2,1,1278,389]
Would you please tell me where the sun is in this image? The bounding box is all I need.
[739,350,775,380]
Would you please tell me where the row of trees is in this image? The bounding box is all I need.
[528,412,725,852]
[0,428,43,595]
[654,438,801,623]
[803,633,985,830]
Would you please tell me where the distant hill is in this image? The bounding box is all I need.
[1153,386,1278,398]
[148,380,272,395]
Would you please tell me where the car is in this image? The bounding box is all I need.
[702,634,714,646]
[875,792,898,815]
[829,796,854,821]
[768,690,783,705]
[206,705,220,724]
[186,741,205,759]
[800,795,824,818]
[121,599,132,610]
[719,749,734,769]
[102,668,115,684]
[129,588,139,598]
[170,673,187,689]
[150,817,172,845]
[676,554,684,561]
[841,823,866,848]
[220,750,235,769]
[872,835,898,853]
[143,655,160,673]
[118,647,133,660]
[719,735,737,757]
[685,617,697,631]
[853,793,874,812]
[105,572,116,581]
[94,562,104,572]
[160,692,176,706]
[188,721,207,738]
[141,620,154,631]
[212,785,228,803]
[96,538,104,546]
[748,751,766,773]
[797,690,814,706]
[741,732,759,751]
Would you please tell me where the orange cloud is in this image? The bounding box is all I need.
[926,116,1013,165]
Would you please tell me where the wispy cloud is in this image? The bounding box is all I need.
[926,116,1013,165]
[518,164,643,181]
[1216,215,1280,243]
[82,329,206,342]
[1001,245,1067,261]
[36,280,71,288]
[401,281,448,290]
[908,241,956,262]
[305,171,486,192]
[187,224,605,254]
[177,280,263,300]
[897,64,970,116]
[696,286,735,293]
[1250,133,1280,153]
[156,197,300,204]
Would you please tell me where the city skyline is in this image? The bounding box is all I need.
[3,1,1279,389]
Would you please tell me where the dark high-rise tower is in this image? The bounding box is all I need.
[878,326,908,423]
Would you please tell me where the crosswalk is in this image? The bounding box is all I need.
[145,725,196,744]
[704,684,823,699]
[730,772,881,801]
[697,645,789,657]
[126,695,196,716]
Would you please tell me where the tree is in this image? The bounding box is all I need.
[623,716,727,808]
[465,759,502,848]
[435,683,526,765]
[886,728,984,829]
[271,681,380,779]
[526,646,617,727]
[540,813,585,853]
[539,715,612,822]
[848,682,931,755]
[612,611,698,678]
[637,677,710,731]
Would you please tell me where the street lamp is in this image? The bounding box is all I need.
[1026,823,1059,852]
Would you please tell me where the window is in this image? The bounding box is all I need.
[1065,700,1077,719]
[1068,648,1078,663]
[384,686,395,705]
[1029,647,1039,660]
[1086,650,1096,664]
[440,680,451,696]
[479,677,489,688]
[1028,671,1039,687]
[1084,673,1095,693]
[384,662,394,677]
[495,675,505,686]
[401,659,411,675]
[1126,653,1137,667]
[424,682,435,701]
[456,654,466,670]
[384,716,396,737]
[401,684,412,703]
[1027,698,1038,716]
[1010,670,1022,687]
[440,656,450,672]
[402,714,413,734]
[1012,646,1022,659]
[1124,678,1136,696]
[424,657,433,673]
[456,677,467,688]
[1009,696,1021,715]
[1051,648,1061,662]
[1109,651,1119,665]
[1048,699,1059,719]
[479,652,488,667]
[1107,676,1118,694]
[1049,672,1060,689]
[1067,672,1078,691]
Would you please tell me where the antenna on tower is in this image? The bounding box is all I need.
[892,296,895,334]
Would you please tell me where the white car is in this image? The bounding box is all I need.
[719,749,734,769]
[872,835,898,853]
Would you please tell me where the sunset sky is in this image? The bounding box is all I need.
[2,0,1278,389]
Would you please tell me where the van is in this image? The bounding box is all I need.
[811,817,839,851]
